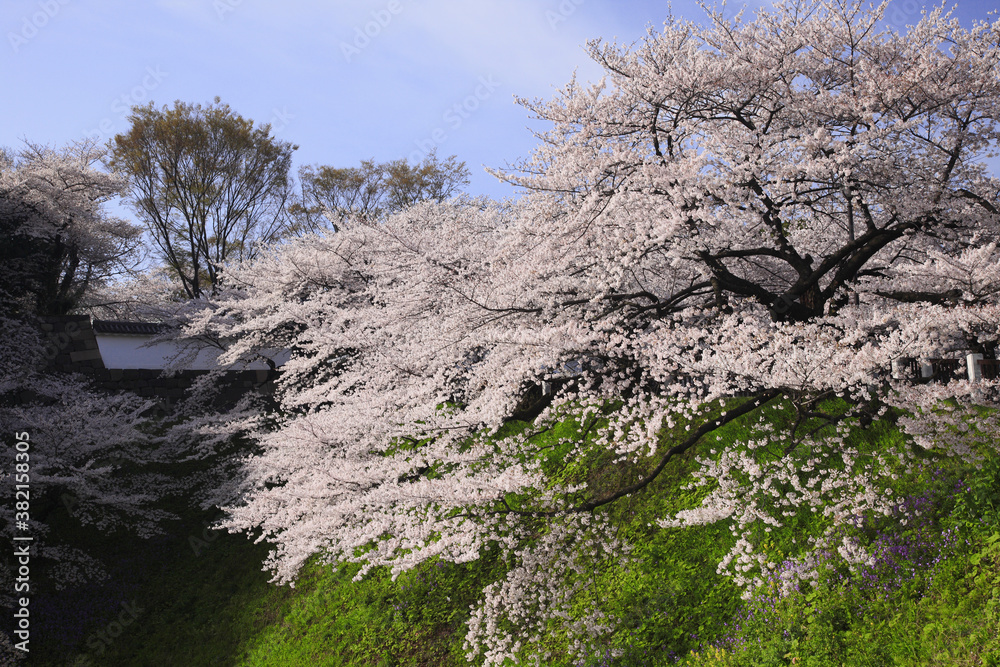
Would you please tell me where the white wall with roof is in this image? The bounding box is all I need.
[94,333,287,370]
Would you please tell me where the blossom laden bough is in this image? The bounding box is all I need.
[169,1,1000,662]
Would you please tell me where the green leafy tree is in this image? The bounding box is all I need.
[109,98,296,299]
[290,150,469,233]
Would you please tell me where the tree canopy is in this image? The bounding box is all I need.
[289,150,470,233]
[168,0,1000,664]
[12,1,1000,664]
[164,3,1000,662]
[109,98,296,299]
[0,142,143,316]
[495,0,1000,326]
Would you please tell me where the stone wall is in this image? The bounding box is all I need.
[89,367,274,408]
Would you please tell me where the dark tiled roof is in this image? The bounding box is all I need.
[92,320,168,335]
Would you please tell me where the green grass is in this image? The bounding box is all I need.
[27,398,1000,666]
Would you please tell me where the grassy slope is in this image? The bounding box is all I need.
[32,400,1000,666]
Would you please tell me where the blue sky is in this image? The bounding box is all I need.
[2,0,997,201]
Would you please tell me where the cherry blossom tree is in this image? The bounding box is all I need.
[0,142,143,316]
[0,312,182,662]
[0,144,184,659]
[175,2,1000,663]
